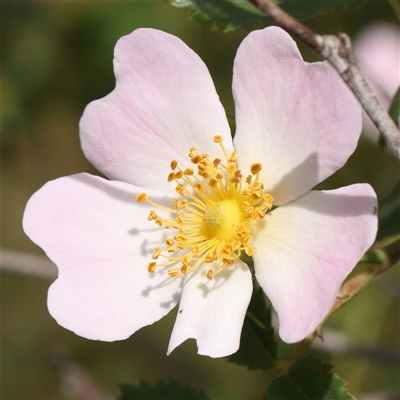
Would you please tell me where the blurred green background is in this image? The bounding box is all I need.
[2,1,399,399]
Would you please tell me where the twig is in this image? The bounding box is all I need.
[248,0,400,159]
[51,346,110,400]
[1,248,58,280]
[279,329,319,375]
[311,329,400,367]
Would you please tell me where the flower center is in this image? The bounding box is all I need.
[136,135,273,280]
[202,200,245,240]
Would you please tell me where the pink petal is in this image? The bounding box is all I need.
[233,27,362,205]
[252,184,377,343]
[80,28,232,195]
[23,173,183,341]
[167,260,253,358]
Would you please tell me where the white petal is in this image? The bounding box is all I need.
[167,260,253,358]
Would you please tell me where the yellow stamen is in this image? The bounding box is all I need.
[136,138,273,281]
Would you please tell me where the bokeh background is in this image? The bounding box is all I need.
[2,1,399,399]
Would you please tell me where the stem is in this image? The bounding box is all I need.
[279,329,319,375]
[1,248,58,280]
[248,0,400,160]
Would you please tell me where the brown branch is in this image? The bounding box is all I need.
[1,248,58,280]
[311,329,400,367]
[249,0,400,159]
[51,347,110,400]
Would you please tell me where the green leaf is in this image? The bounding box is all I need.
[388,86,400,126]
[117,378,209,400]
[164,0,270,32]
[227,284,278,370]
[378,180,400,240]
[267,355,356,400]
[227,114,236,138]
[164,0,373,32]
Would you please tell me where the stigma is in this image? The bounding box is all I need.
[136,135,273,280]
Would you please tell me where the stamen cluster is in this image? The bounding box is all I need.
[137,136,273,280]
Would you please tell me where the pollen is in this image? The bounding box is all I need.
[136,135,273,280]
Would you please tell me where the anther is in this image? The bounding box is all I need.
[175,215,185,224]
[191,154,202,164]
[168,268,181,278]
[252,192,262,201]
[213,135,223,143]
[175,171,183,179]
[205,251,215,263]
[192,246,200,257]
[181,265,188,274]
[264,193,274,203]
[245,245,254,256]
[148,210,157,221]
[136,193,148,203]
[232,240,241,251]
[250,163,262,175]
[206,269,214,280]
[209,178,218,187]
[170,160,178,170]
[148,262,157,273]
[152,247,162,259]
[213,158,221,167]
[175,184,186,195]
[229,152,238,162]
[227,164,237,173]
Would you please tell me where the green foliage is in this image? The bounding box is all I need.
[117,378,209,400]
[388,87,400,125]
[266,355,356,400]
[228,285,278,370]
[164,0,269,32]
[378,180,400,240]
[164,0,373,32]
[227,114,236,138]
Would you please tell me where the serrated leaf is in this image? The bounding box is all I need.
[267,355,356,400]
[227,285,278,370]
[164,0,270,32]
[388,86,400,126]
[164,0,373,32]
[117,378,209,400]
